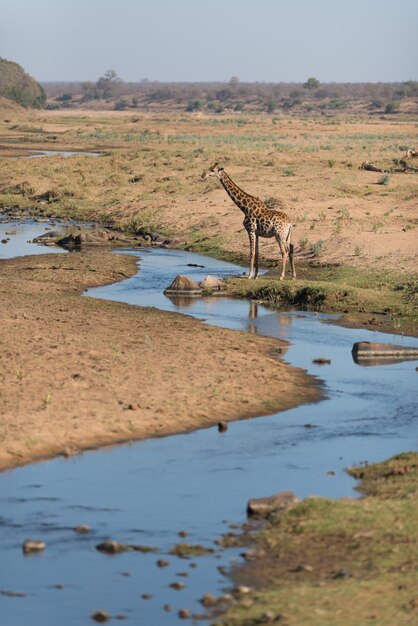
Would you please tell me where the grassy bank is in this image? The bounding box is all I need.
[215,452,418,626]
[223,264,418,336]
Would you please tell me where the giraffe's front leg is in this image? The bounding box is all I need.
[247,230,256,279]
[254,235,259,279]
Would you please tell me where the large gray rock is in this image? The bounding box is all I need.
[352,341,418,366]
[163,275,202,295]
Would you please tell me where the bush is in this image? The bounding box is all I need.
[384,101,400,114]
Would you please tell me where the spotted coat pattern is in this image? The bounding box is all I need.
[202,164,296,280]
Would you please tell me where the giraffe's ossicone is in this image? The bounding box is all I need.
[202,163,296,280]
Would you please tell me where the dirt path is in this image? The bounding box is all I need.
[0,249,320,472]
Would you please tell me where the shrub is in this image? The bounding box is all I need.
[384,101,400,114]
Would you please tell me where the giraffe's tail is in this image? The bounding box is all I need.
[286,224,294,254]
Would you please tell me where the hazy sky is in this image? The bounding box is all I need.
[1,0,417,83]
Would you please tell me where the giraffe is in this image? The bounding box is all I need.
[201,163,296,280]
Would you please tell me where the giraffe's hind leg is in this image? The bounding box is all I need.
[277,238,288,280]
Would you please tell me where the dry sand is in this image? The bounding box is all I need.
[0,249,320,471]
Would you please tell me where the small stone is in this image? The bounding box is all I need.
[141,593,153,600]
[74,524,91,533]
[303,423,316,429]
[294,564,314,573]
[178,608,191,619]
[163,604,172,612]
[326,470,336,476]
[54,584,65,590]
[200,593,217,607]
[178,530,189,538]
[233,585,251,596]
[95,540,125,554]
[169,581,185,590]
[22,539,46,554]
[91,610,110,623]
[333,569,352,579]
[156,559,170,568]
[217,421,228,433]
[312,358,331,365]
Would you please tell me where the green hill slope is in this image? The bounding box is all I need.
[0,57,46,108]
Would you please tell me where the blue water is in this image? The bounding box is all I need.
[1,239,417,625]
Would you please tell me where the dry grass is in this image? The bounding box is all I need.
[0,107,417,273]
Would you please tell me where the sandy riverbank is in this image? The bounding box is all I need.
[0,249,320,472]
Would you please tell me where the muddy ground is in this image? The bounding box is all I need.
[0,249,320,472]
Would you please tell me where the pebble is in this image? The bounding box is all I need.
[22,539,46,554]
[163,604,172,612]
[178,608,191,619]
[217,421,228,433]
[156,559,170,568]
[169,581,185,590]
[333,569,352,579]
[96,540,124,554]
[200,593,217,607]
[233,585,251,596]
[141,593,153,600]
[91,610,110,623]
[312,357,331,365]
[74,524,91,533]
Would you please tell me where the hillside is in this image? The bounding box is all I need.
[0,57,46,108]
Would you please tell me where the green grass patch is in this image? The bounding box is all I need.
[217,452,418,626]
[223,265,418,336]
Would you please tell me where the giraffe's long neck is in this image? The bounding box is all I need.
[218,171,254,216]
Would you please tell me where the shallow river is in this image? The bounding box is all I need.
[1,221,417,625]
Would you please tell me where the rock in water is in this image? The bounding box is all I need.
[198,275,224,290]
[352,341,418,366]
[22,539,46,554]
[163,275,202,295]
[247,491,300,519]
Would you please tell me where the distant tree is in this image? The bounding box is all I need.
[303,77,320,90]
[229,76,240,86]
[266,99,277,113]
[186,99,202,112]
[96,70,122,99]
[81,81,97,100]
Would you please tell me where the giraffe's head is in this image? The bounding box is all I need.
[201,162,224,180]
